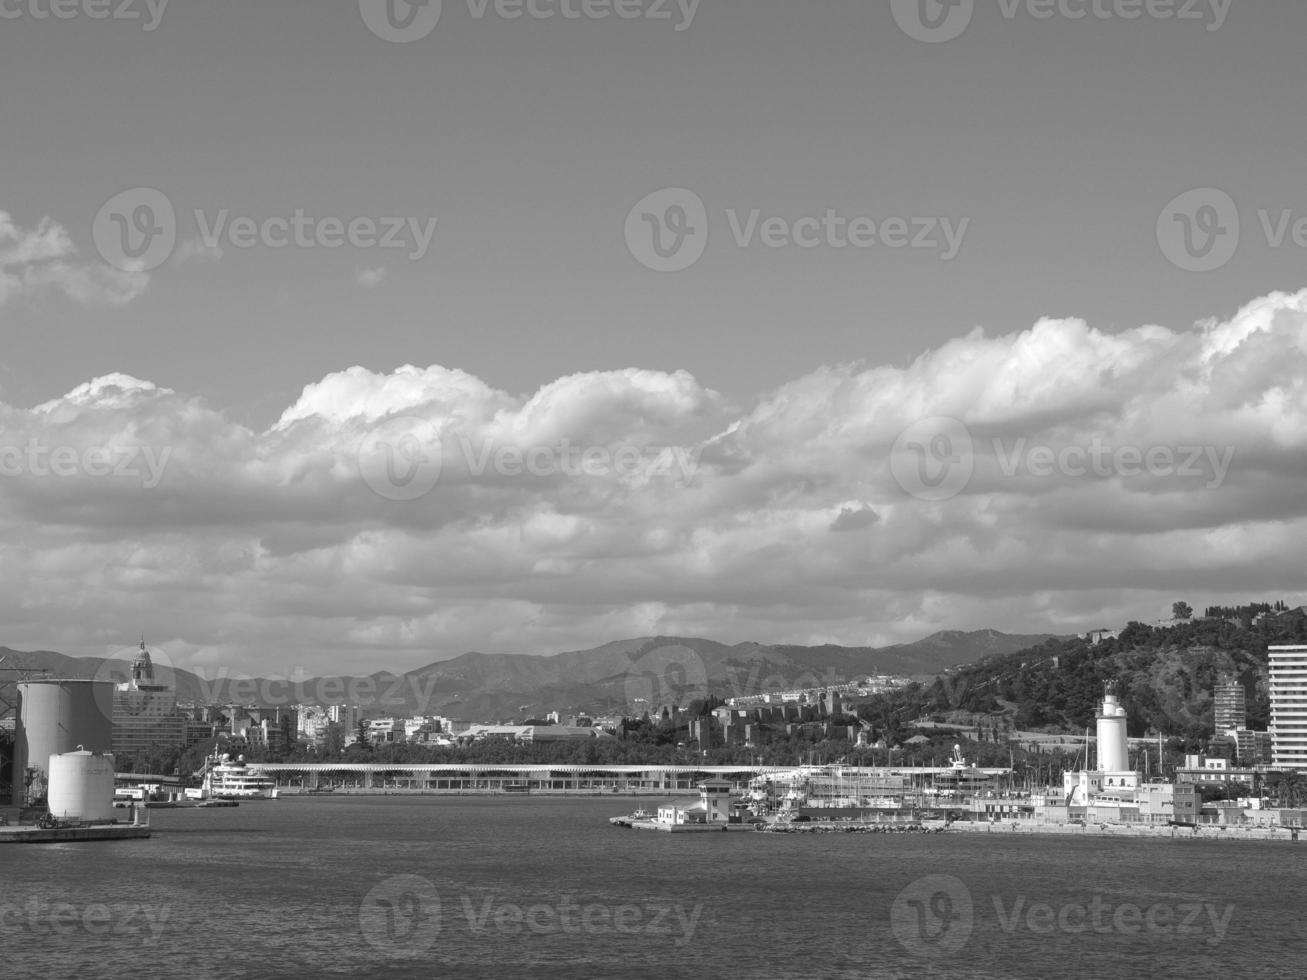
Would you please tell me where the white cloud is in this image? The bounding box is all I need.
[2,288,1307,673]
[355,266,387,288]
[0,210,149,309]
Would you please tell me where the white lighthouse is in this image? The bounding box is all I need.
[1064,684,1139,805]
[1096,691,1129,773]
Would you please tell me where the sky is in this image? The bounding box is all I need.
[2,0,1306,677]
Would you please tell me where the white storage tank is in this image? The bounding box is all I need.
[47,748,117,824]
[13,679,114,805]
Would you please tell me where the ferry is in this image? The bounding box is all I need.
[185,753,278,801]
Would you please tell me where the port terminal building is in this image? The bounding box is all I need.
[254,763,1010,795]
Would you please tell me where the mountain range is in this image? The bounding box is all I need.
[0,629,1060,722]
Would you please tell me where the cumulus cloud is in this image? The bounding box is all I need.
[2,289,1307,673]
[0,211,149,308]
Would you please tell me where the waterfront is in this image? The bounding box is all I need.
[4,796,1305,980]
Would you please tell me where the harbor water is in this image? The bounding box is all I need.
[3,796,1304,980]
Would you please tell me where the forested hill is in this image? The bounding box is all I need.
[897,608,1307,744]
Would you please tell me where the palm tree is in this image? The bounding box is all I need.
[1268,771,1307,808]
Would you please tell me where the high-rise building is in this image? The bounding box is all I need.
[1214,676,1247,732]
[112,642,184,759]
[1268,646,1307,770]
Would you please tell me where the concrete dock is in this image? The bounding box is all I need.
[0,823,151,844]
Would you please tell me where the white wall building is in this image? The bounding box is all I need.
[1269,646,1307,769]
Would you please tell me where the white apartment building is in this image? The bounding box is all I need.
[1269,646,1307,769]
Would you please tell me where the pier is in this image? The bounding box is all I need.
[0,823,151,844]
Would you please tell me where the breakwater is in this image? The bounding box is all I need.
[939,820,1301,841]
[758,822,942,834]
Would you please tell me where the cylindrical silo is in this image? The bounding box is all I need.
[13,680,114,805]
[47,749,116,823]
[1096,692,1129,773]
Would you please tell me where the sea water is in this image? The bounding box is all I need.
[3,796,1304,980]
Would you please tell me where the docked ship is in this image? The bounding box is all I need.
[930,745,992,794]
[185,753,278,801]
[747,765,909,813]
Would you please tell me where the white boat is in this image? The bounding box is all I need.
[188,753,278,800]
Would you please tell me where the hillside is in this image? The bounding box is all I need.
[0,630,1061,721]
[879,610,1307,745]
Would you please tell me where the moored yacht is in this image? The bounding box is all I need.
[186,753,278,800]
